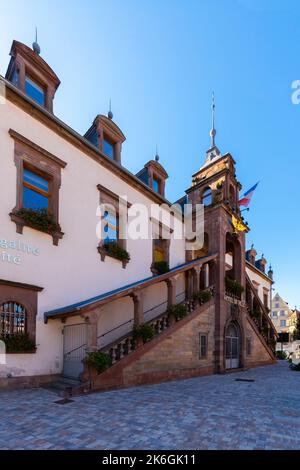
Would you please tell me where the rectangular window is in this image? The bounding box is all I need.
[275,303,279,308]
[199,333,208,358]
[280,320,286,327]
[103,209,119,243]
[25,76,45,107]
[103,137,114,159]
[280,310,286,316]
[153,239,165,262]
[153,178,159,193]
[263,293,268,308]
[272,311,278,317]
[23,167,50,211]
[246,337,252,356]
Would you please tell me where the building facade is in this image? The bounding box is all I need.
[271,293,299,346]
[0,40,277,391]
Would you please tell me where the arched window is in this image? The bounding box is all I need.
[0,302,26,337]
[201,187,212,207]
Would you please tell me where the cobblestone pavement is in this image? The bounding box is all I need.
[0,362,299,450]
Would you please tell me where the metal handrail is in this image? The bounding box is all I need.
[64,292,186,358]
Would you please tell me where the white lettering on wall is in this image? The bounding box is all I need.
[0,238,40,266]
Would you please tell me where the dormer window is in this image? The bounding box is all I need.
[5,41,60,113]
[84,115,125,165]
[103,135,115,160]
[25,76,45,107]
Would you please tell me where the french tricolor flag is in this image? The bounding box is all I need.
[238,182,259,207]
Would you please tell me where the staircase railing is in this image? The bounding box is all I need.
[245,274,277,353]
[100,286,214,366]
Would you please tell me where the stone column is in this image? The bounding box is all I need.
[131,291,144,327]
[204,263,210,288]
[192,266,201,295]
[166,277,176,308]
[83,308,103,352]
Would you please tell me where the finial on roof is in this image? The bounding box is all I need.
[155,144,160,162]
[32,27,41,55]
[209,91,216,148]
[251,243,254,250]
[108,99,113,120]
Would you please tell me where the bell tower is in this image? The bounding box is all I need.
[186,94,249,373]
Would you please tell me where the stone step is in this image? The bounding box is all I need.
[42,376,83,396]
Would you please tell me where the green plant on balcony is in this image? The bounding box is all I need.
[152,261,170,275]
[133,324,154,343]
[275,350,287,360]
[225,277,244,297]
[103,241,130,262]
[167,304,187,321]
[262,325,269,337]
[251,309,261,320]
[14,208,61,234]
[193,290,212,304]
[0,333,37,353]
[84,351,112,374]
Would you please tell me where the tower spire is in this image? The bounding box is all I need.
[108,99,113,119]
[210,91,216,148]
[32,27,41,55]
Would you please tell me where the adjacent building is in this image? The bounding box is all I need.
[271,293,299,345]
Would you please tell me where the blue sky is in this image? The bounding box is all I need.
[1,0,299,307]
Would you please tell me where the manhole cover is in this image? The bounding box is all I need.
[54,398,74,405]
[235,378,255,382]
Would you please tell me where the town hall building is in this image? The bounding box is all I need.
[0,39,277,392]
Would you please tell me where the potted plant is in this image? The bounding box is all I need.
[225,277,244,298]
[98,241,130,268]
[193,290,212,304]
[167,304,187,321]
[0,333,37,353]
[133,324,154,343]
[152,261,170,275]
[84,351,112,374]
[10,208,63,245]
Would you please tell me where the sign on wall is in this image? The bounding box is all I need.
[0,238,40,266]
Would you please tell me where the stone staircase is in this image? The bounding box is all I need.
[43,376,85,397]
[100,288,214,368]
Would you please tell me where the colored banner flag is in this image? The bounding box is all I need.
[238,182,259,207]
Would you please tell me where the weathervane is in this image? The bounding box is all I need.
[210,91,216,148]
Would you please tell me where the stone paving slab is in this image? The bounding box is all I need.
[0,362,299,450]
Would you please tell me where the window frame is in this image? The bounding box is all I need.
[0,279,43,352]
[9,129,67,245]
[151,219,171,272]
[199,332,208,359]
[97,184,130,268]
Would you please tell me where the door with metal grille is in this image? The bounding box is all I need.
[63,323,87,379]
[225,323,240,369]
